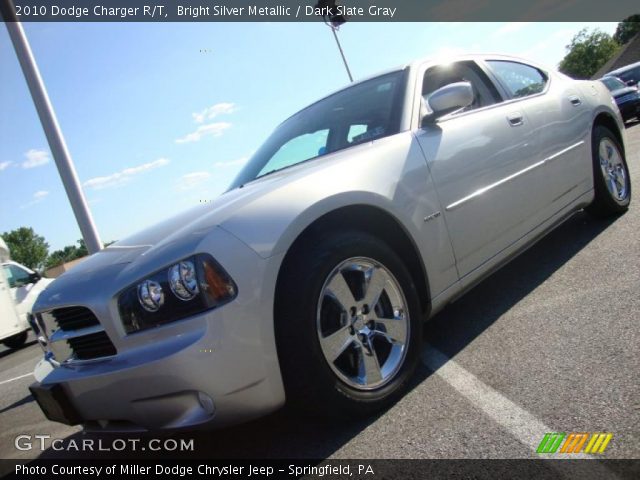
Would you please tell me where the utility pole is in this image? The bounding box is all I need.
[1,0,103,254]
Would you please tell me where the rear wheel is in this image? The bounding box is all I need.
[587,125,631,217]
[275,231,422,417]
[2,331,28,349]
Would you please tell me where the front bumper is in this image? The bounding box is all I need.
[32,312,282,431]
[30,227,286,431]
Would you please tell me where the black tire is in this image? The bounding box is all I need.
[3,331,28,349]
[587,125,631,217]
[275,230,422,417]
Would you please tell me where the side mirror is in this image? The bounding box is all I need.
[422,81,474,125]
[626,79,637,87]
[28,272,41,284]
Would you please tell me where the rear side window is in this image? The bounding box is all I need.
[487,60,548,99]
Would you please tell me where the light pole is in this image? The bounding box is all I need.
[315,0,354,83]
[330,25,353,83]
[1,0,103,254]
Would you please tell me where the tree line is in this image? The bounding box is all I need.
[559,15,640,79]
[1,227,113,272]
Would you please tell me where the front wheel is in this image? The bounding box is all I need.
[2,331,28,349]
[587,125,631,217]
[275,231,422,417]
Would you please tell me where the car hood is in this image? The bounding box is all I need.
[42,145,362,286]
[611,86,638,98]
[56,175,283,278]
[33,174,284,310]
[34,134,410,313]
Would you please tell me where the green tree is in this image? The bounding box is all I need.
[614,15,640,45]
[559,28,620,79]
[1,227,49,270]
[45,239,89,269]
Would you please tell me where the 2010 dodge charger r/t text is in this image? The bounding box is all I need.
[29,54,631,431]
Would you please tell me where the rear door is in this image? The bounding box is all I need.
[485,60,592,212]
[414,60,548,278]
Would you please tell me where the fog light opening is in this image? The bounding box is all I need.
[197,392,215,416]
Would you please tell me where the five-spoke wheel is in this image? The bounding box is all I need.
[588,125,631,216]
[318,258,409,390]
[275,231,421,416]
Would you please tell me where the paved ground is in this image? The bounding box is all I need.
[1,123,638,461]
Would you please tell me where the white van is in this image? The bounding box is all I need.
[0,238,53,349]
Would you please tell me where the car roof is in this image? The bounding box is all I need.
[322,53,552,102]
[403,52,551,71]
[271,53,554,131]
[605,61,640,76]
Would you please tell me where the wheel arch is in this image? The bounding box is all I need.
[275,204,432,317]
[592,112,625,155]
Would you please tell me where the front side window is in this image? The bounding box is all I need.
[422,60,501,114]
[487,60,548,99]
[231,70,406,188]
[3,264,30,288]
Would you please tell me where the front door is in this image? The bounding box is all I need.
[415,60,547,278]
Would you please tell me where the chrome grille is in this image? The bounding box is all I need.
[50,306,100,331]
[37,306,117,363]
[67,331,116,360]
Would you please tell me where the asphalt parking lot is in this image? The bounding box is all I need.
[1,123,638,462]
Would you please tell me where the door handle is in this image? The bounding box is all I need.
[507,112,524,127]
[569,95,582,106]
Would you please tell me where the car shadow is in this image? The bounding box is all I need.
[34,211,618,460]
[0,339,38,360]
[0,394,34,415]
[422,211,617,359]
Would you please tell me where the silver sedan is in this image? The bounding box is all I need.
[29,54,631,431]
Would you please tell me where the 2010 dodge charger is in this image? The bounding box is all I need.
[29,54,631,431]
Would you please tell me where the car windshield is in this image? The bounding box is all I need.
[615,66,640,84]
[229,70,406,189]
[602,77,626,91]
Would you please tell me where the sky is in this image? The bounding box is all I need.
[0,21,618,252]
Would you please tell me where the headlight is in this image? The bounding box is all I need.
[168,261,199,301]
[118,254,237,334]
[138,280,165,312]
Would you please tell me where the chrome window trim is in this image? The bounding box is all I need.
[412,57,553,128]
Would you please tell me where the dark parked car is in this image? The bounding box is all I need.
[600,76,640,122]
[604,61,640,87]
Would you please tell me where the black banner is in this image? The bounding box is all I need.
[1,459,640,480]
[0,0,639,22]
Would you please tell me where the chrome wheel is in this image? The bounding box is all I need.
[599,138,628,202]
[316,257,410,390]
